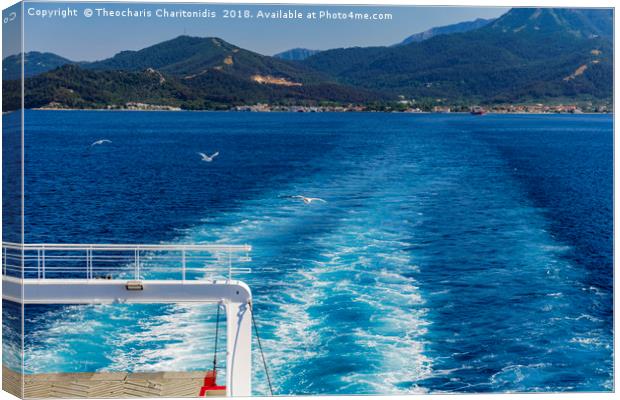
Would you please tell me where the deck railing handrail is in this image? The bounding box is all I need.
[1,242,251,252]
[2,242,252,280]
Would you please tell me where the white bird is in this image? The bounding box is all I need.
[198,151,219,162]
[291,195,326,205]
[91,139,112,146]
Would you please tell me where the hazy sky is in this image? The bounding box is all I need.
[18,2,508,60]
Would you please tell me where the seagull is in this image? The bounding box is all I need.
[198,151,219,162]
[291,195,327,205]
[91,139,112,147]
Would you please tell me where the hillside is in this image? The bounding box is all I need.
[489,8,612,39]
[2,63,382,111]
[304,8,613,104]
[87,36,329,84]
[277,18,496,60]
[3,35,384,111]
[2,8,613,111]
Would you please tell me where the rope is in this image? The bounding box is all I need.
[250,303,274,396]
[213,303,221,374]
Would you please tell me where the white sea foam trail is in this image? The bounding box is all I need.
[183,143,435,395]
[23,303,226,375]
[16,113,613,394]
[19,113,436,394]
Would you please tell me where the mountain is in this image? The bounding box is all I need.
[3,36,329,84]
[398,17,494,45]
[275,17,501,58]
[274,48,321,61]
[3,35,384,111]
[86,36,328,84]
[489,8,612,39]
[3,51,76,80]
[303,8,613,104]
[3,9,613,111]
[3,63,383,112]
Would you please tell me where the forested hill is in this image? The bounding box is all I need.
[85,36,331,84]
[302,8,613,104]
[2,36,383,111]
[2,8,613,111]
[2,64,383,111]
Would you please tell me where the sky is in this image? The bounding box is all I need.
[17,1,508,60]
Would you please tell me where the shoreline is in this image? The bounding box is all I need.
[21,108,614,115]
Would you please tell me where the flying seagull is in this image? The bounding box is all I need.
[91,139,112,147]
[290,195,327,205]
[198,151,219,162]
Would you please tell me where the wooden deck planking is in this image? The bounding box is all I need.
[2,366,226,398]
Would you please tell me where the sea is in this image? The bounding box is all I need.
[2,110,613,394]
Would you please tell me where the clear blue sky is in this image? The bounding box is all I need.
[20,1,508,60]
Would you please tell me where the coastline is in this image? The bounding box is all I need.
[27,107,613,115]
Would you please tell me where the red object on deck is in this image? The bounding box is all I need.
[199,370,226,396]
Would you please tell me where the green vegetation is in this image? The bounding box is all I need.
[87,36,330,85]
[1,8,613,112]
[303,9,613,105]
[6,64,382,111]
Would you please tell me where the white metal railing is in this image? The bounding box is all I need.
[2,242,252,281]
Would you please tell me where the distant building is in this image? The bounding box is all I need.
[433,106,451,113]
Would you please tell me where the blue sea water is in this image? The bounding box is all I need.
[2,111,613,394]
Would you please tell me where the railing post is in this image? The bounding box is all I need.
[2,247,6,276]
[135,249,140,280]
[37,249,41,279]
[182,249,186,281]
[86,248,92,280]
[42,248,46,279]
[228,251,232,281]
